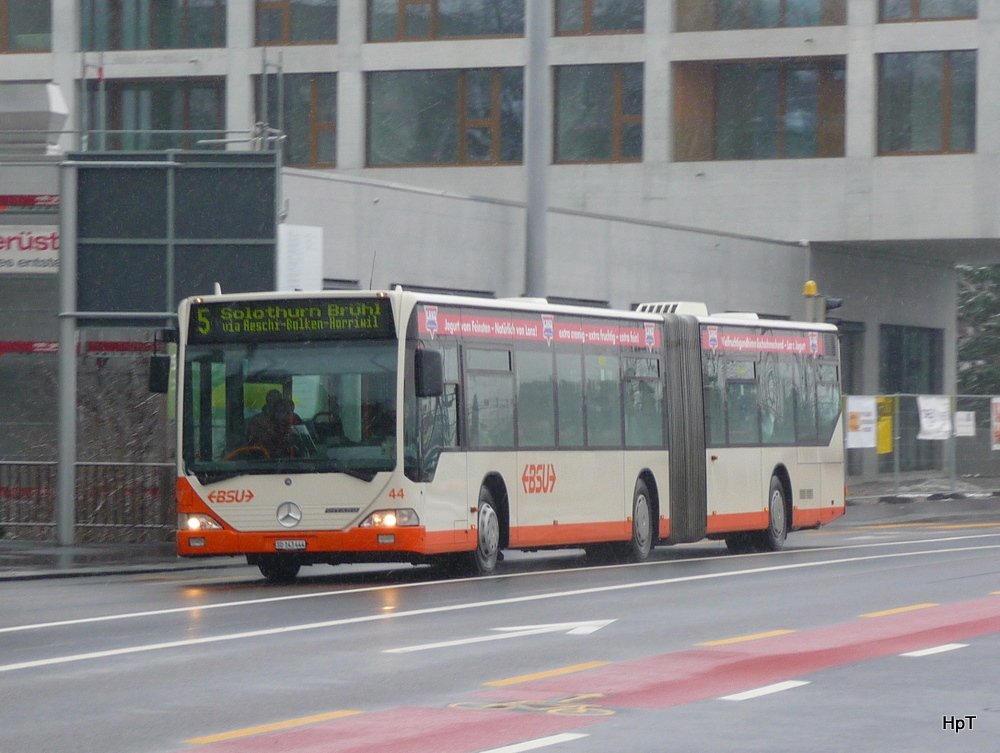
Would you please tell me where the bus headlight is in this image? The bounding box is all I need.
[180,513,223,531]
[359,509,420,528]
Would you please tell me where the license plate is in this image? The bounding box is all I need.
[275,539,307,551]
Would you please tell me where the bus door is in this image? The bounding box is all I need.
[662,315,707,543]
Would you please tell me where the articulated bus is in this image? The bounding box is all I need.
[170,289,844,581]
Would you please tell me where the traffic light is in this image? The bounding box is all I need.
[802,281,843,322]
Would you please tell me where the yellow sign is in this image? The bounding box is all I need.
[876,396,895,455]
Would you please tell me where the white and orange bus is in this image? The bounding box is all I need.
[170,289,844,581]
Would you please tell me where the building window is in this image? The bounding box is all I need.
[257,73,337,167]
[257,0,337,45]
[84,78,225,151]
[555,64,643,163]
[368,0,523,41]
[367,68,523,166]
[674,58,845,161]
[880,0,976,21]
[878,51,976,155]
[556,0,644,35]
[1,0,50,51]
[82,1,225,50]
[676,0,845,30]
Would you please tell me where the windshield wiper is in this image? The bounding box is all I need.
[193,469,245,485]
[343,468,377,482]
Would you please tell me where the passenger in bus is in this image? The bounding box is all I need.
[247,389,296,458]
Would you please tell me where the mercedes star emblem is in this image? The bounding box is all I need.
[276,501,303,528]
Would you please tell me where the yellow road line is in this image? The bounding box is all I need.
[698,629,796,647]
[186,710,362,744]
[861,603,938,619]
[484,661,611,687]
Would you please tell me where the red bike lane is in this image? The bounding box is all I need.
[182,595,1000,753]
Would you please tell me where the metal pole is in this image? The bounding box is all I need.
[949,394,956,493]
[893,394,901,495]
[166,157,175,314]
[56,163,78,546]
[523,0,550,298]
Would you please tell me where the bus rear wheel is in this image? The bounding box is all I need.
[256,554,301,583]
[627,479,655,561]
[757,475,788,551]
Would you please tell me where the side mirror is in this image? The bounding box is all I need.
[415,349,444,398]
[149,353,171,394]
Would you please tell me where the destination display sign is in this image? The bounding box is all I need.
[188,298,395,343]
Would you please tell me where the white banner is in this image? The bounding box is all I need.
[917,395,951,440]
[0,225,59,274]
[845,396,877,449]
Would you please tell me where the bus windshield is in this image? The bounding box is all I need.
[182,339,398,484]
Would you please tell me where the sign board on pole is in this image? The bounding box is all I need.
[917,395,951,440]
[954,411,976,438]
[991,398,1000,451]
[876,396,895,455]
[846,396,877,449]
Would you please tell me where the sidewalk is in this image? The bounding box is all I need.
[0,539,242,581]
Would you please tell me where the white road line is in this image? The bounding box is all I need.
[3,543,1000,673]
[901,643,969,657]
[479,733,589,753]
[721,681,811,702]
[3,533,998,636]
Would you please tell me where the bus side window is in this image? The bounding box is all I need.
[624,357,663,447]
[796,358,818,444]
[585,353,622,447]
[816,362,841,443]
[760,354,796,445]
[517,350,556,447]
[727,381,760,445]
[466,349,514,448]
[702,357,726,446]
[556,352,584,448]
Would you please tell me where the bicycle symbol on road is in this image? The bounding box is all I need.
[449,693,615,717]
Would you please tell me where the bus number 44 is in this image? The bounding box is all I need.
[522,464,557,495]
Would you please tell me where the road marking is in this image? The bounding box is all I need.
[901,643,968,657]
[186,710,362,744]
[698,629,795,646]
[720,680,810,702]
[4,533,999,636]
[861,603,938,618]
[858,522,1000,530]
[4,543,1000,673]
[384,620,615,654]
[484,661,611,687]
[479,733,589,753]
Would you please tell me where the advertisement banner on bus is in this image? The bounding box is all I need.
[417,306,662,351]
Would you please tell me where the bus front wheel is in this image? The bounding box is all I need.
[471,487,502,575]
